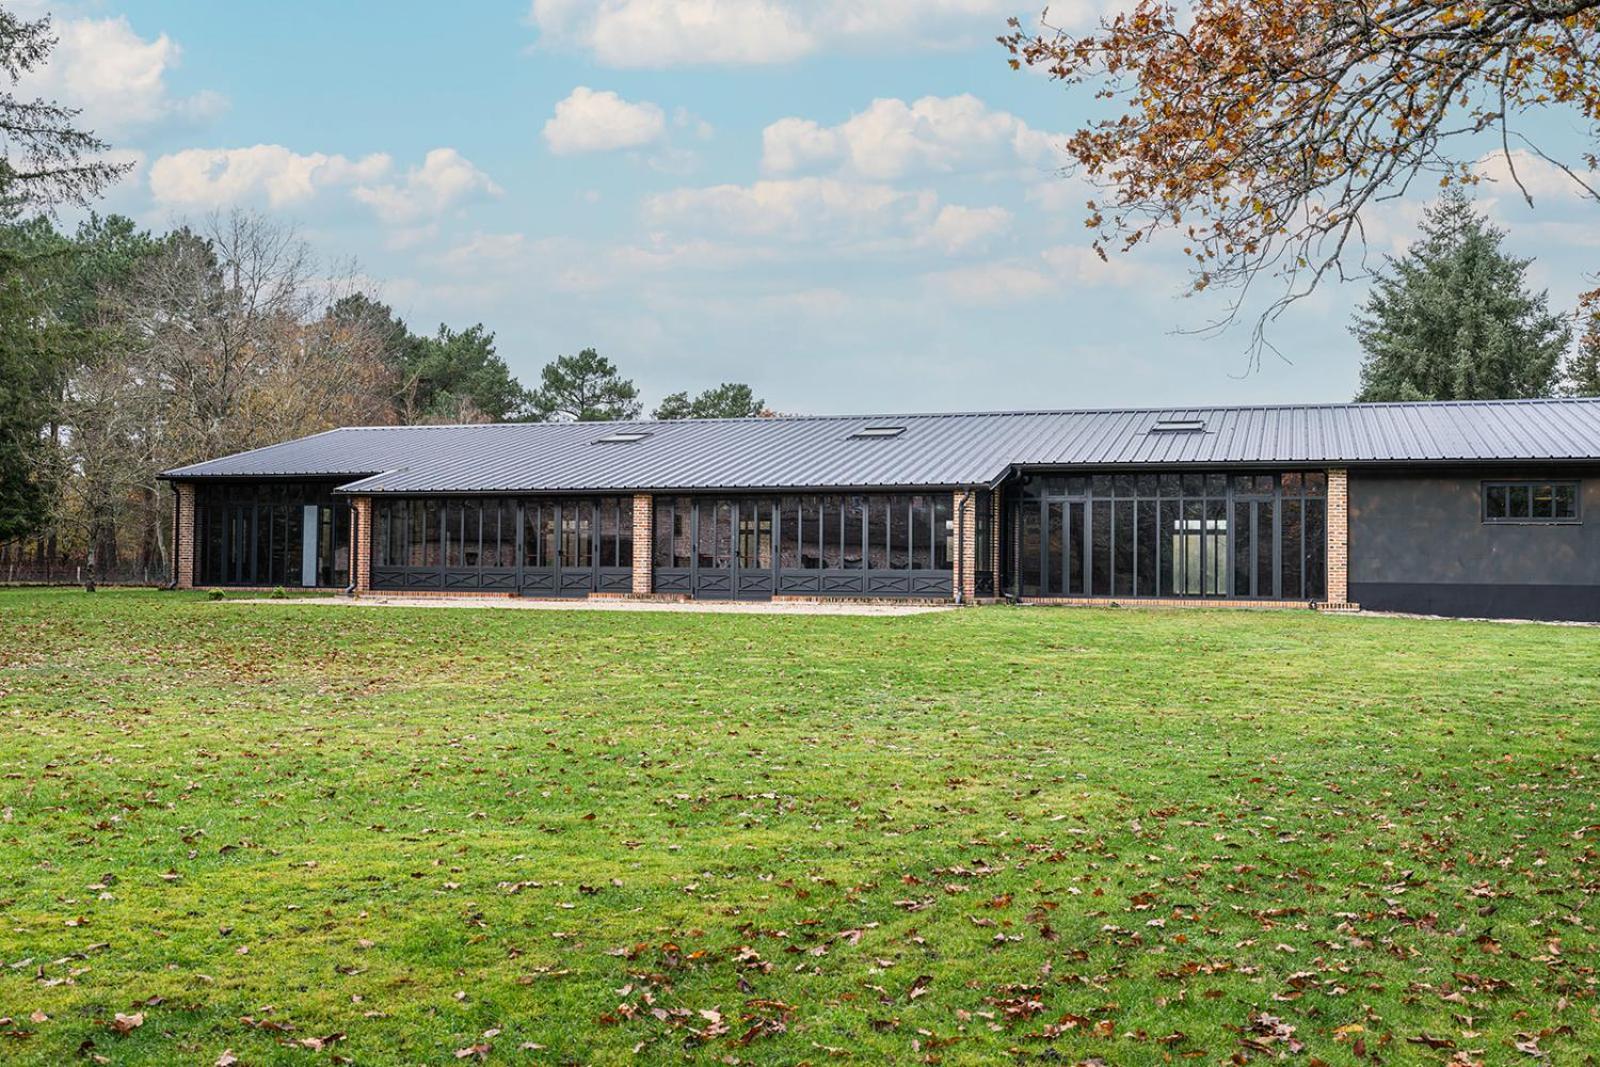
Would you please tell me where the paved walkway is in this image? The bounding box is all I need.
[234,594,952,617]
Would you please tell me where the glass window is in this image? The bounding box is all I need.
[598,499,620,567]
[618,498,634,570]
[1091,500,1111,596]
[1484,481,1579,523]
[887,500,910,570]
[842,497,865,569]
[1020,503,1042,596]
[909,496,931,569]
[932,496,952,570]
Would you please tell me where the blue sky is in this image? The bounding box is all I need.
[23,0,1600,415]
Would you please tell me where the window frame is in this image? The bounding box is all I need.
[1481,480,1581,525]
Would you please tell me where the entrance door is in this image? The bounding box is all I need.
[694,499,735,598]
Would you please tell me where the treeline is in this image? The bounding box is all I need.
[0,210,770,585]
[0,10,773,586]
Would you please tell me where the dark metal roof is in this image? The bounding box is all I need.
[161,397,1600,494]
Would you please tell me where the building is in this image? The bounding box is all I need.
[160,397,1600,622]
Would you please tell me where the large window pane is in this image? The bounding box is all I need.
[909,497,931,569]
[843,497,865,569]
[1020,503,1042,596]
[1282,499,1303,599]
[1136,500,1157,597]
[1045,502,1063,595]
[1304,499,1326,600]
[1255,500,1275,598]
[1091,501,1111,596]
[599,499,620,567]
[933,496,952,570]
[1232,501,1253,596]
[887,501,910,570]
[1068,501,1086,595]
[1113,500,1135,597]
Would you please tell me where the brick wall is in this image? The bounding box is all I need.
[351,496,372,594]
[1324,468,1353,608]
[631,493,653,594]
[174,482,196,589]
[954,489,977,603]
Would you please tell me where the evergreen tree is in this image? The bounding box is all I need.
[653,382,766,420]
[1353,189,1570,402]
[1565,294,1600,398]
[527,349,640,422]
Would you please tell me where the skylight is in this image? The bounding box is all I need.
[1148,418,1206,434]
[592,430,652,444]
[849,426,906,439]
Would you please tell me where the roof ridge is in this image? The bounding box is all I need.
[320,395,1600,432]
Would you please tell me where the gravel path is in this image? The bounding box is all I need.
[232,594,953,616]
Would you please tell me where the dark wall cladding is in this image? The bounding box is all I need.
[371,496,632,594]
[195,481,350,588]
[1350,470,1600,585]
[1005,471,1327,600]
[651,493,954,599]
[1349,468,1599,620]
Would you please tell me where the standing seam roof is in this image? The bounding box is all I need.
[160,398,1600,494]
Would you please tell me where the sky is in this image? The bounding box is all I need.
[18,0,1600,416]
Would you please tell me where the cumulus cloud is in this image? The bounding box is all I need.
[21,16,225,134]
[543,87,668,155]
[929,243,1162,304]
[761,95,1062,180]
[925,204,1012,253]
[644,177,938,240]
[1475,149,1598,206]
[148,145,499,222]
[352,148,503,223]
[149,146,390,208]
[528,0,1093,67]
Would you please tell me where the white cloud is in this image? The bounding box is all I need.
[929,242,1163,304]
[762,95,1063,180]
[352,148,502,223]
[528,0,1090,67]
[148,146,390,208]
[644,177,937,240]
[1475,149,1598,206]
[21,16,225,134]
[543,86,668,155]
[925,204,1012,253]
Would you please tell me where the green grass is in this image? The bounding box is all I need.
[1,589,1597,1065]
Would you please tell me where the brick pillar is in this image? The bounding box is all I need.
[631,493,653,594]
[174,482,196,589]
[954,489,977,604]
[351,496,373,594]
[1323,468,1353,609]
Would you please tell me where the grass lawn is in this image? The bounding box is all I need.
[2,589,1598,1065]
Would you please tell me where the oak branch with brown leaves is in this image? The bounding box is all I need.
[1003,0,1600,353]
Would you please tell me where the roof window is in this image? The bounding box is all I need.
[849,426,906,439]
[1148,418,1206,434]
[592,430,652,444]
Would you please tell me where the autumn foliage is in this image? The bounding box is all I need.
[1003,1,1600,331]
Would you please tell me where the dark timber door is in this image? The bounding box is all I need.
[520,499,593,597]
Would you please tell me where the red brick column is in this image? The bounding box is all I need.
[1322,468,1354,609]
[174,482,196,589]
[351,496,373,594]
[954,489,977,603]
[631,493,653,594]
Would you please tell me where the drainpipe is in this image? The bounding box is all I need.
[343,501,358,597]
[953,489,964,606]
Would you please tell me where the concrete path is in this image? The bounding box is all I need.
[233,594,952,617]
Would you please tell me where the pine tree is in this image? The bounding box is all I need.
[1353,189,1570,402]
[526,349,640,422]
